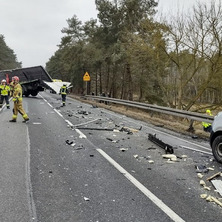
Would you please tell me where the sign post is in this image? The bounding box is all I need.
[83,72,91,95]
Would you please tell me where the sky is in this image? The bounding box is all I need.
[0,0,213,68]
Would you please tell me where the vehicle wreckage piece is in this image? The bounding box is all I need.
[148,133,174,154]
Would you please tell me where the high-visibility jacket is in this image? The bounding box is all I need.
[12,83,23,102]
[60,86,67,95]
[0,84,10,96]
[202,110,213,128]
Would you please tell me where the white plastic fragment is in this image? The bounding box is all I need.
[181,155,188,158]
[148,160,154,164]
[200,180,206,186]
[204,186,211,191]
[207,167,215,171]
[162,154,177,161]
[206,195,214,202]
[200,194,208,199]
[120,148,128,152]
[197,173,204,179]
[84,197,90,201]
[113,129,120,133]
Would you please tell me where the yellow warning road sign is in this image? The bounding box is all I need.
[83,72,90,81]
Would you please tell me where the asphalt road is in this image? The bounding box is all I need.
[0,91,222,222]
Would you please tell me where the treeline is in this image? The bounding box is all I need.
[0,35,21,70]
[46,0,222,111]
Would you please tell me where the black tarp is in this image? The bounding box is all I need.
[0,66,53,83]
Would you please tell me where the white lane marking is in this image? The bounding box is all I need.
[75,129,87,139]
[65,119,74,127]
[179,145,213,155]
[97,148,185,222]
[53,108,63,118]
[47,102,53,108]
[39,94,87,139]
[0,104,5,112]
[26,127,37,221]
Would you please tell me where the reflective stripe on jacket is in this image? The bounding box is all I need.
[60,86,67,95]
[0,85,10,96]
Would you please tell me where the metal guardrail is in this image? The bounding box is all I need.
[85,95,214,123]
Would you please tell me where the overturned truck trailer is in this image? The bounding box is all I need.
[0,66,57,96]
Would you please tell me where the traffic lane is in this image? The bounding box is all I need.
[27,95,173,222]
[80,121,222,222]
[0,102,32,221]
[44,95,222,222]
[97,108,212,154]
[40,93,222,220]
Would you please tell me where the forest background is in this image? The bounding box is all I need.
[1,0,222,113]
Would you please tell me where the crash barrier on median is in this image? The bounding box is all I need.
[84,95,214,124]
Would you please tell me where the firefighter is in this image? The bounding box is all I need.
[202,109,213,133]
[0,79,10,109]
[59,84,68,106]
[9,76,29,123]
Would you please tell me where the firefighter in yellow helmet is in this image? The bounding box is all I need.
[0,79,10,109]
[202,109,213,133]
[9,76,29,123]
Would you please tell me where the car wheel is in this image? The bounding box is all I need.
[212,135,222,163]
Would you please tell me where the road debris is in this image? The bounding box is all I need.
[211,180,222,197]
[66,140,75,145]
[113,129,120,133]
[200,194,208,199]
[77,127,114,131]
[148,160,154,164]
[181,155,187,158]
[148,134,174,154]
[77,110,91,115]
[84,197,90,201]
[120,148,128,152]
[207,167,215,171]
[207,172,222,181]
[147,147,156,150]
[206,195,222,207]
[195,165,209,173]
[106,138,118,143]
[120,127,133,135]
[204,186,211,191]
[197,173,204,179]
[200,180,206,186]
[162,154,177,162]
[133,155,139,159]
